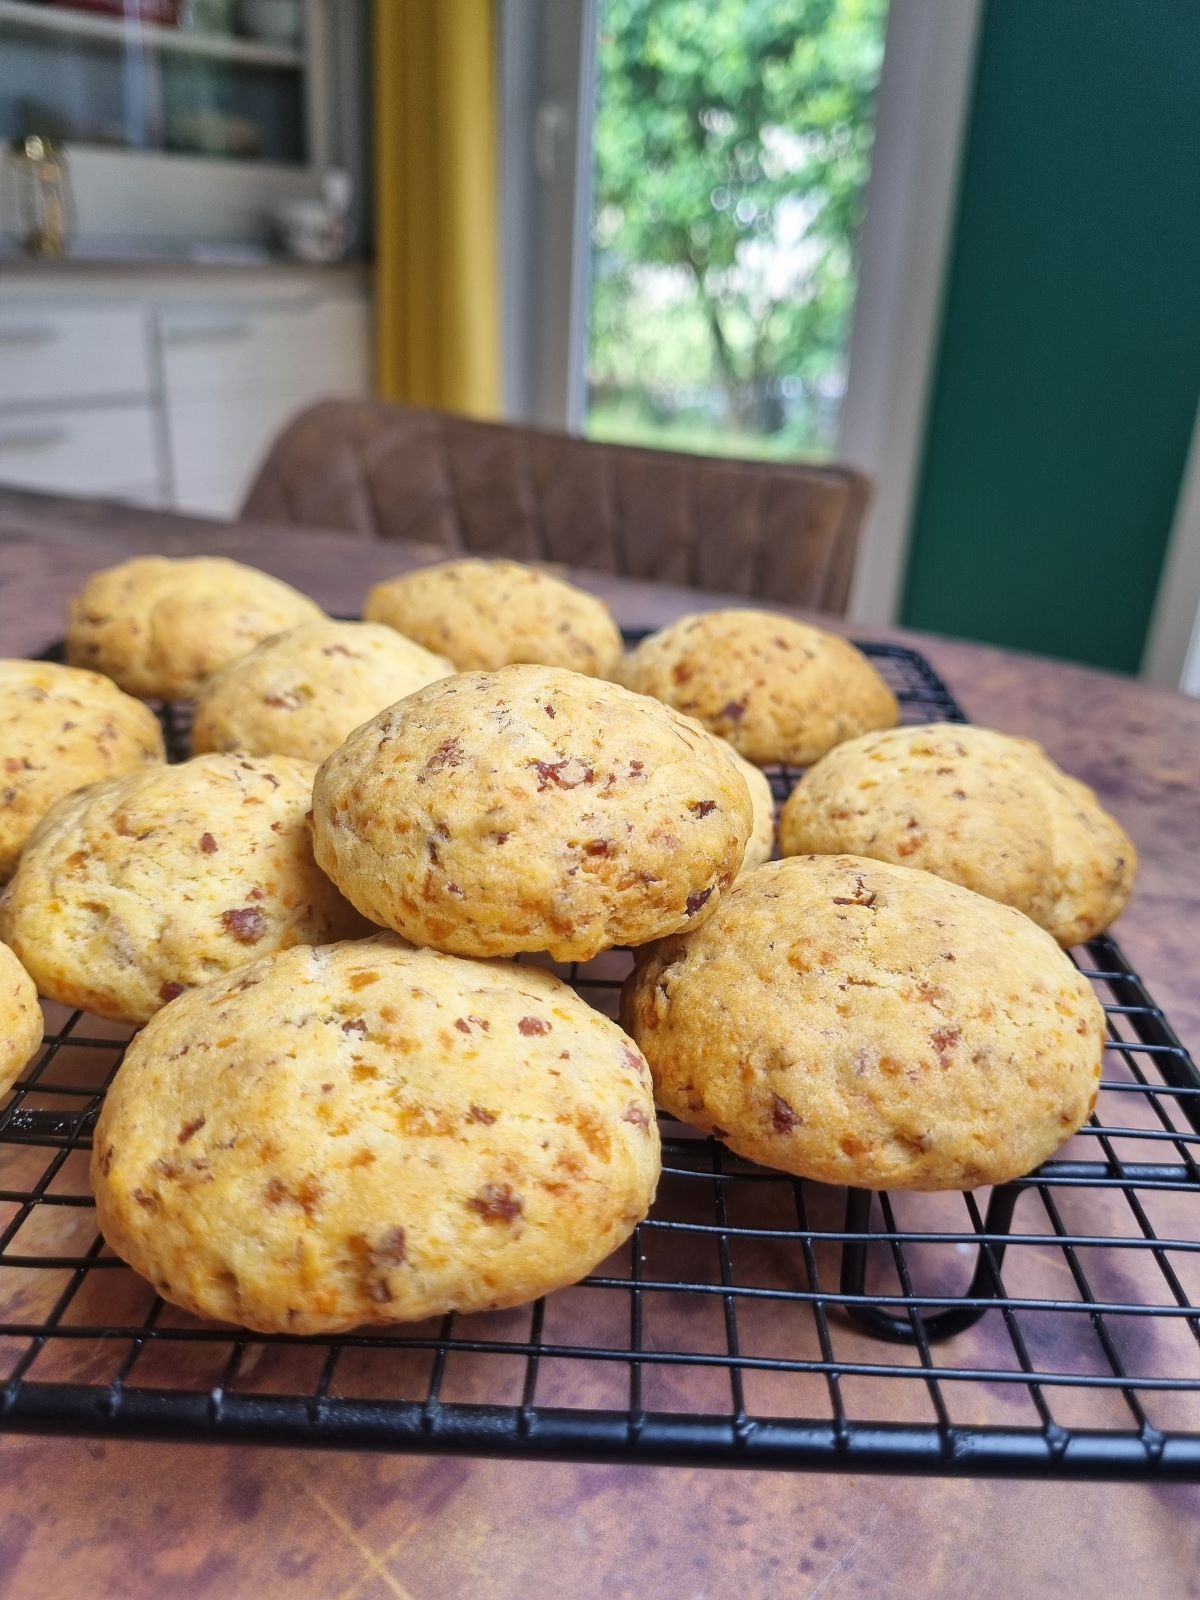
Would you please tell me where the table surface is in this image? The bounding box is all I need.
[2,491,1199,1599]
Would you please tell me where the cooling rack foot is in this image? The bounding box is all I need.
[838,1184,1021,1343]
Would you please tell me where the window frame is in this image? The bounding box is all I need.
[499,0,983,627]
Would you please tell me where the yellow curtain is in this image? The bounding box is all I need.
[373,0,500,417]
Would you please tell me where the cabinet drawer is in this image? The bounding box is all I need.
[159,298,369,403]
[0,403,159,494]
[167,391,309,517]
[0,309,153,406]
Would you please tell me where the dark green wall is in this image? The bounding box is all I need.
[900,0,1200,673]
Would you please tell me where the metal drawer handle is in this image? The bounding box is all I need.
[162,320,252,345]
[0,326,57,348]
[0,427,68,454]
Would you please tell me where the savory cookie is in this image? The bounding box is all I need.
[192,619,454,762]
[91,936,660,1334]
[0,940,42,1098]
[66,555,324,699]
[622,855,1105,1191]
[311,664,753,961]
[0,754,364,1024]
[0,659,165,882]
[364,559,623,678]
[616,609,897,765]
[779,724,1136,946]
[726,744,775,877]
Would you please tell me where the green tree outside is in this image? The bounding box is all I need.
[585,0,889,459]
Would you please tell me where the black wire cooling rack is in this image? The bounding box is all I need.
[4,639,1200,1479]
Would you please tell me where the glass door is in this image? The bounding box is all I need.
[584,0,889,461]
[0,0,357,250]
[503,0,891,458]
[503,0,981,623]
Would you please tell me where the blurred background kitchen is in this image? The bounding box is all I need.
[1,0,1197,691]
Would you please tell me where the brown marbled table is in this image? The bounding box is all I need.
[1,491,1199,1599]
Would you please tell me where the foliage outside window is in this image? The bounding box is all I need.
[586,0,888,460]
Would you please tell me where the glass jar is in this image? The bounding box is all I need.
[0,135,75,258]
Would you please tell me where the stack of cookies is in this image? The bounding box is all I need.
[0,551,1135,1337]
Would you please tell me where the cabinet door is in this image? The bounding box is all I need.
[166,391,317,517]
[160,296,369,514]
[0,309,152,407]
[160,298,369,402]
[0,402,159,496]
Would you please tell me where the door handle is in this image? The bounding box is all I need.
[0,325,57,348]
[534,102,571,180]
[0,427,68,453]
[162,320,252,346]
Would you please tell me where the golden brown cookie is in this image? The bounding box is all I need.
[617,609,897,764]
[726,744,775,877]
[91,936,660,1334]
[0,754,364,1024]
[311,664,753,961]
[0,940,42,1099]
[66,556,324,699]
[0,659,165,882]
[192,619,453,762]
[364,559,623,677]
[779,724,1136,946]
[622,855,1104,1191]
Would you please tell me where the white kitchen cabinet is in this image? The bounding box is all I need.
[0,264,371,516]
[166,391,318,516]
[158,291,369,514]
[160,297,368,402]
[0,401,158,495]
[0,308,152,406]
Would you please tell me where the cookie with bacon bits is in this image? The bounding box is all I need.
[311,664,753,961]
[725,743,775,878]
[0,659,165,882]
[192,619,453,762]
[0,754,364,1023]
[0,940,42,1098]
[616,609,897,765]
[91,937,660,1333]
[364,559,623,678]
[779,723,1136,946]
[622,855,1104,1191]
[66,555,323,700]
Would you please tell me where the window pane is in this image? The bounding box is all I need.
[585,0,889,459]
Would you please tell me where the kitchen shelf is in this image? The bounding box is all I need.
[0,0,304,70]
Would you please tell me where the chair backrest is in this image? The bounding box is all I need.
[240,399,871,614]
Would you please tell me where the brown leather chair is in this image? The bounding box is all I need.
[240,399,870,613]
